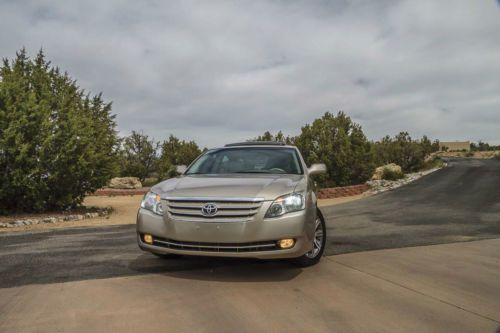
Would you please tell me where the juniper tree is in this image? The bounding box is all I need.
[294,111,375,187]
[157,135,201,179]
[119,131,159,182]
[0,49,119,212]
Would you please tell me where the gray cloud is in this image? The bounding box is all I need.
[1,0,499,147]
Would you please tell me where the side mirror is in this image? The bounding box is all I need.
[176,165,187,174]
[308,163,327,176]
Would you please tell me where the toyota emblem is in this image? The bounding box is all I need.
[201,203,218,216]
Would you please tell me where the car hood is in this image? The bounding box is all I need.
[152,174,305,201]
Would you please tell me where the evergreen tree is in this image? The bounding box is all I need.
[294,111,374,187]
[253,130,294,144]
[119,131,159,182]
[0,49,118,212]
[157,135,201,179]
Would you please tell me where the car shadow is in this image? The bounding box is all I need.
[128,253,303,283]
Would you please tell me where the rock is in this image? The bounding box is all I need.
[42,217,57,224]
[97,206,112,216]
[367,165,444,195]
[64,214,84,221]
[371,163,402,180]
[108,177,142,189]
[85,212,99,219]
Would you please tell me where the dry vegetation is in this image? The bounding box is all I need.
[435,150,500,159]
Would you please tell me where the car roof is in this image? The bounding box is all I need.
[224,141,289,147]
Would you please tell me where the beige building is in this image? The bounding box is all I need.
[439,141,470,152]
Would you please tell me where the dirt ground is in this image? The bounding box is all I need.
[0,194,362,233]
[0,195,143,233]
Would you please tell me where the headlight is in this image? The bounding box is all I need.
[265,193,305,218]
[141,192,164,215]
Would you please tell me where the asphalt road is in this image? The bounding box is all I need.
[0,158,499,288]
[321,158,500,255]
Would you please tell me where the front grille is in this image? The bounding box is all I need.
[164,197,264,222]
[150,236,280,253]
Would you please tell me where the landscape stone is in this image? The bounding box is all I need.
[108,177,142,189]
[371,163,403,180]
[367,165,444,194]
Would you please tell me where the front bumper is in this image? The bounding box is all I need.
[136,202,315,259]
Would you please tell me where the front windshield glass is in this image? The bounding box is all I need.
[186,147,303,175]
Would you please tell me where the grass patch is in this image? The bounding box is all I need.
[465,151,474,157]
[421,156,444,171]
[381,168,405,180]
[142,177,159,187]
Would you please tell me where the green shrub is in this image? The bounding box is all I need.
[0,50,118,213]
[293,111,375,187]
[422,156,444,170]
[371,132,427,173]
[465,151,474,157]
[381,168,405,181]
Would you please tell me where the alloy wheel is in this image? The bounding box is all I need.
[305,217,324,259]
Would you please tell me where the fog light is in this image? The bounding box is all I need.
[143,234,153,244]
[278,239,295,249]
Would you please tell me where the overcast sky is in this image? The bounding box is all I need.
[1,0,499,147]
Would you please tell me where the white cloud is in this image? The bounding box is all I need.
[1,0,499,147]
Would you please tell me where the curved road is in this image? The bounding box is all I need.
[0,158,499,288]
[322,158,500,255]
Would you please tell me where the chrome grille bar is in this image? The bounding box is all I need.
[163,197,264,222]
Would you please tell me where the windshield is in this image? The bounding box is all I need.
[185,147,303,175]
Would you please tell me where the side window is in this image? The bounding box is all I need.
[219,155,230,173]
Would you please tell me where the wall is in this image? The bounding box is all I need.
[317,184,370,199]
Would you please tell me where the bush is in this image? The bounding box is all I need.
[0,50,118,213]
[372,132,427,172]
[381,168,405,181]
[421,156,444,170]
[294,111,375,187]
[142,177,160,187]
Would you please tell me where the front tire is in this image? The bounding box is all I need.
[292,209,326,267]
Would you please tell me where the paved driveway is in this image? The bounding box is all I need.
[0,238,498,333]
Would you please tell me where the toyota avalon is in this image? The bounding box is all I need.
[136,141,327,266]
